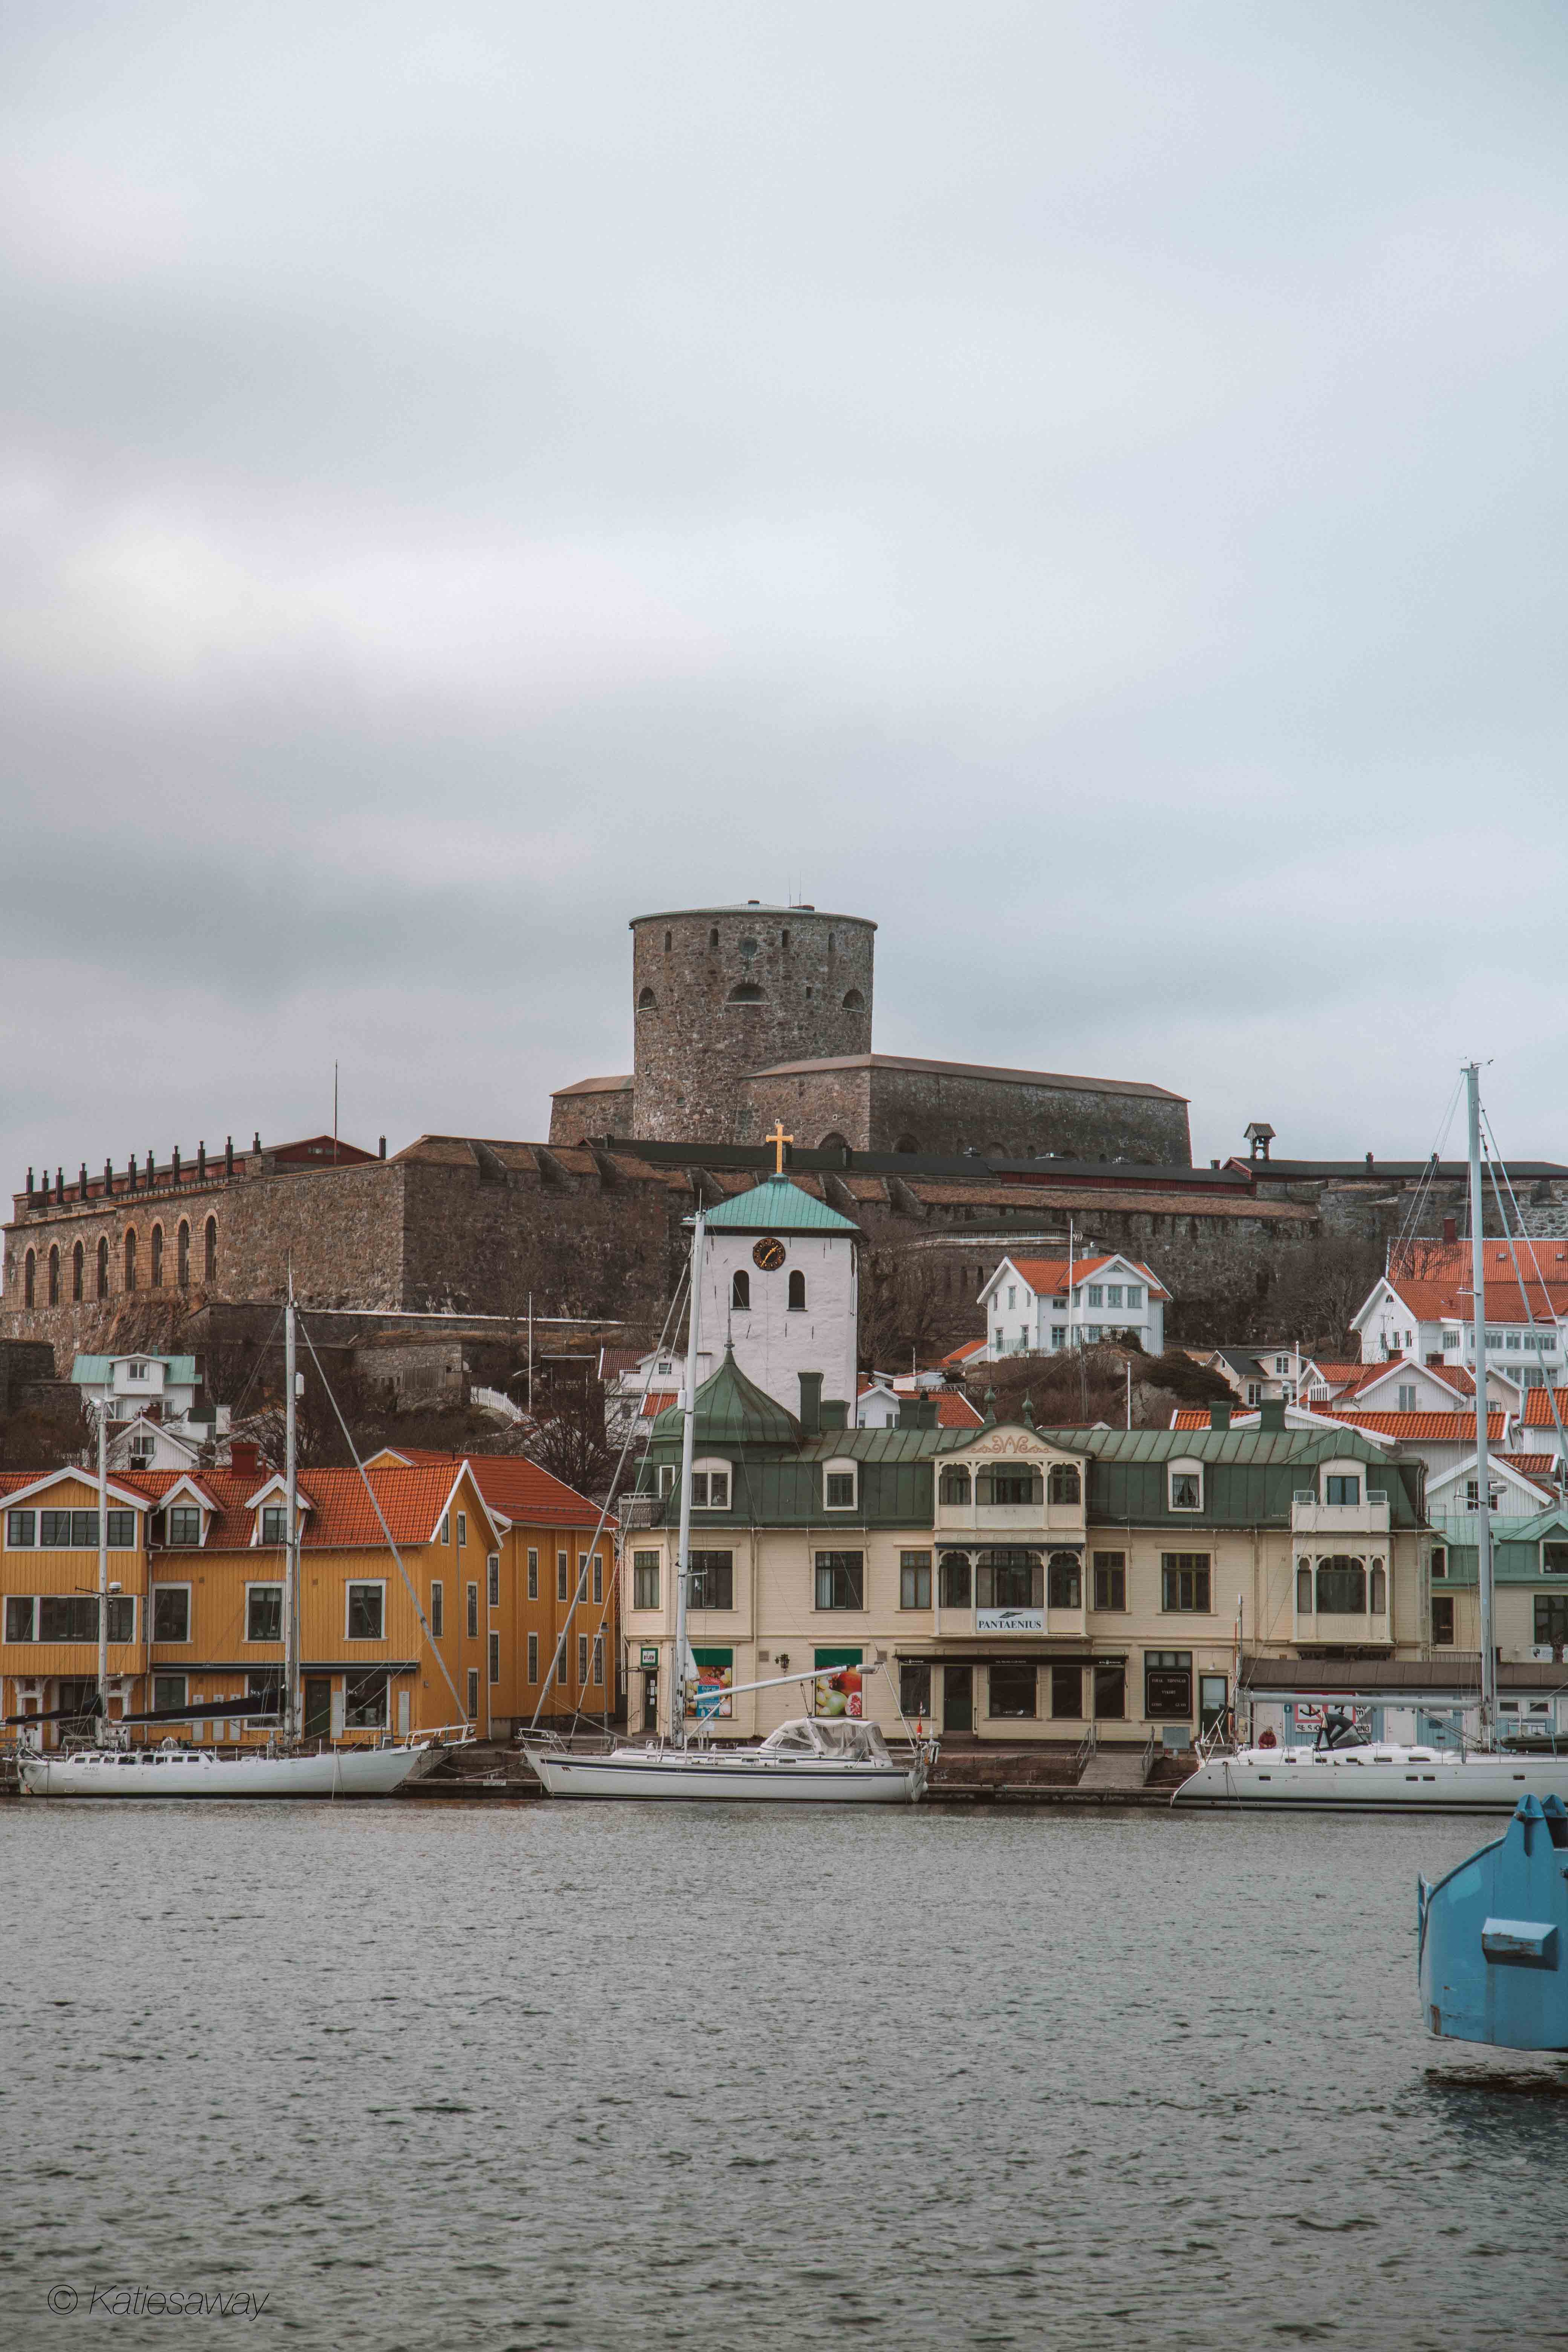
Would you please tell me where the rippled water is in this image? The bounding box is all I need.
[3,1798,1567,2350]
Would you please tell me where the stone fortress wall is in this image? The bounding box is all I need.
[554,896,1190,1162]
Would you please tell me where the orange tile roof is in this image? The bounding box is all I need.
[1003,1254,1170,1303]
[1330,1410,1506,1442]
[940,1338,987,1366]
[1383,1264,1568,1322]
[1522,1387,1568,1428]
[639,1390,680,1419]
[855,1378,983,1428]
[1390,1239,1568,1284]
[1497,1453,1559,1478]
[372,1448,603,1528]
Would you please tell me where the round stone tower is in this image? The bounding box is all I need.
[629,902,875,1142]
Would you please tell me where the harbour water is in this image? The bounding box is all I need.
[3,1801,1567,2350]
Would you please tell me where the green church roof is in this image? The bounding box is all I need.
[649,1348,802,1447]
[701,1175,858,1235]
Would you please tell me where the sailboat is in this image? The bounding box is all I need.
[521,1203,932,1804]
[1175,1062,1568,1813]
[20,1291,458,1798]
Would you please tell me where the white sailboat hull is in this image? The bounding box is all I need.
[20,1743,443,1798]
[522,1743,925,1803]
[1174,1745,1568,1813]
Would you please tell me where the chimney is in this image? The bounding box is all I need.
[1442,1215,1457,1245]
[1208,1401,1231,1431]
[1258,1398,1286,1432]
[379,1136,387,1159]
[798,1371,822,1434]
[230,1439,262,1479]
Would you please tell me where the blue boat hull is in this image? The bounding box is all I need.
[1419,1795,1568,2051]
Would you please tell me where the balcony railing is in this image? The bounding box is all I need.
[1290,1494,1390,1536]
[1293,1608,1393,1645]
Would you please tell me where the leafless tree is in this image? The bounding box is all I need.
[859,1246,951,1371]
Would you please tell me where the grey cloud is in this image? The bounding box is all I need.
[3,0,1568,1197]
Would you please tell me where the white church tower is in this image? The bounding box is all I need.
[696,1158,860,1425]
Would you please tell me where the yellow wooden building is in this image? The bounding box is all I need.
[2,1449,614,1747]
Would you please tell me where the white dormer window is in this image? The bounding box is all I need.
[823,1458,858,1511]
[691,1460,730,1510]
[128,1360,149,1382]
[261,1505,288,1545]
[1168,1461,1203,1512]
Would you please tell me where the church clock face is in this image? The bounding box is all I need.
[752,1236,786,1272]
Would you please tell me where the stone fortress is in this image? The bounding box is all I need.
[550,900,1193,1163]
[12,894,1568,1374]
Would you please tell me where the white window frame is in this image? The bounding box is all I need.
[345,1579,387,1642]
[822,1457,859,1512]
[692,1458,731,1511]
[243,1581,284,1645]
[456,1511,467,1548]
[1168,1459,1204,1513]
[151,1582,193,1644]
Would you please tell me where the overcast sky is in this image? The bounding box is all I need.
[5,1,1567,1196]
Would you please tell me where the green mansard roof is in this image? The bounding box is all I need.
[700,1175,858,1235]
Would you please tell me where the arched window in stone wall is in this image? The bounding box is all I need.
[637,987,657,1009]
[24,1249,35,1308]
[151,1223,164,1287]
[72,1240,84,1303]
[48,1245,60,1306]
[125,1229,138,1292]
[727,983,764,1003]
[731,1269,750,1311]
[788,1270,806,1311]
[894,1134,919,1154]
[205,1217,217,1281]
[842,988,864,1010]
[818,1131,849,1152]
[96,1236,109,1300]
[177,1220,190,1286]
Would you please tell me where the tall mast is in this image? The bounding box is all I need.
[1465,1062,1496,1747]
[283,1284,301,1744]
[669,1209,706,1743]
[95,1394,109,1734]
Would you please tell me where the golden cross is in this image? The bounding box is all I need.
[766,1120,793,1175]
